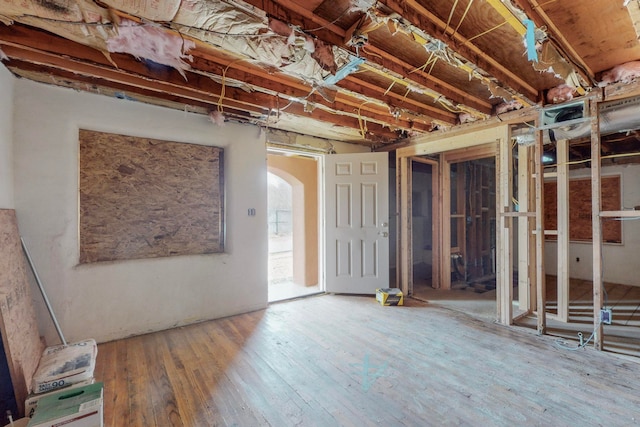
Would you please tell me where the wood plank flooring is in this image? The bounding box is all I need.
[414,274,640,358]
[95,294,640,426]
[522,276,640,358]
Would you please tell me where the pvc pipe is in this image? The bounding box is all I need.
[20,237,67,346]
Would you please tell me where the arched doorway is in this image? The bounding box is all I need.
[267,172,293,294]
[267,153,320,301]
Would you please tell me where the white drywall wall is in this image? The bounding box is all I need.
[545,164,640,286]
[0,65,13,209]
[13,80,269,344]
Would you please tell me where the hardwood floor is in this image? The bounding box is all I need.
[517,276,640,358]
[95,294,640,426]
[414,273,640,358]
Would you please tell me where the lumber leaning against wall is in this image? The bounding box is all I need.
[0,209,44,416]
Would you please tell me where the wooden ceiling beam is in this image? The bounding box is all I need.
[1,43,401,139]
[0,24,424,136]
[0,24,108,64]
[358,47,492,115]
[378,0,539,101]
[341,76,458,124]
[512,0,594,80]
[269,0,347,36]
[0,43,265,108]
[362,44,493,114]
[241,0,493,114]
[191,55,412,127]
[174,35,440,131]
[242,0,346,45]
[9,60,403,142]
[7,61,266,118]
[276,102,402,140]
[191,51,429,131]
[191,42,439,132]
[0,25,310,112]
[152,59,422,135]
[329,99,434,132]
[332,97,433,132]
[167,49,434,131]
[1,44,269,111]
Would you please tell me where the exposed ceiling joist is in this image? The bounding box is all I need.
[0,24,412,140]
[512,0,594,82]
[353,44,493,115]
[241,0,492,115]
[379,0,538,102]
[1,0,640,148]
[341,75,457,123]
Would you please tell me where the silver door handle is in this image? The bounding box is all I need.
[380,231,389,237]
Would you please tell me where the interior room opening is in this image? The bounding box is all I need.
[267,152,321,302]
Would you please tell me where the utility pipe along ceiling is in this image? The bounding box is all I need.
[2,0,640,151]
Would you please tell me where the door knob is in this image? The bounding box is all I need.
[380,231,389,237]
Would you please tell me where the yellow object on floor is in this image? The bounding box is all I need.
[376,288,403,306]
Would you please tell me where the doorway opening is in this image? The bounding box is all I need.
[411,160,434,289]
[411,153,498,322]
[448,158,497,291]
[267,152,321,302]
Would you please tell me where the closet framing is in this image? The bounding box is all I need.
[396,91,632,350]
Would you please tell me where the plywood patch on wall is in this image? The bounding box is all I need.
[0,209,45,415]
[79,130,224,263]
[544,175,621,243]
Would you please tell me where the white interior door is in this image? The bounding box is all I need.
[324,152,389,294]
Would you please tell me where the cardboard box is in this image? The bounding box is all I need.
[27,382,103,427]
[376,288,403,306]
[25,379,95,418]
[32,340,97,394]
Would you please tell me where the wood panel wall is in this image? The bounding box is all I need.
[79,130,224,263]
[544,175,621,243]
[0,209,45,416]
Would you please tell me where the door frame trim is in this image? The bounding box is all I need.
[267,147,326,296]
[397,129,511,323]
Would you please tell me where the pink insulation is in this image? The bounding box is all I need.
[268,18,292,38]
[209,111,226,126]
[303,37,315,54]
[598,61,640,87]
[311,39,337,74]
[106,19,195,78]
[264,17,341,75]
[268,18,297,46]
[495,100,523,114]
[545,84,576,104]
[458,112,477,124]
